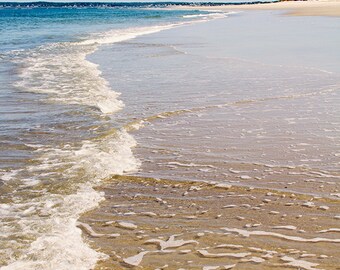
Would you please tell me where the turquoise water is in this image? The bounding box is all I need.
[0,7,204,52]
[0,5,223,269]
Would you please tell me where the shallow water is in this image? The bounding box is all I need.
[0,6,218,269]
[79,12,340,269]
[91,11,340,196]
[0,6,339,270]
[80,175,340,269]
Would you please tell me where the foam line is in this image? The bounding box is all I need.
[222,228,340,243]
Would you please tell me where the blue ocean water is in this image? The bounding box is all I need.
[0,5,222,269]
[0,6,205,52]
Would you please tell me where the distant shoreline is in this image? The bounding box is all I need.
[0,1,281,9]
[1,1,340,17]
[167,0,340,17]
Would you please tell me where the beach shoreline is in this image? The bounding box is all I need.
[166,0,340,17]
[79,5,340,269]
[80,175,340,270]
[2,3,339,269]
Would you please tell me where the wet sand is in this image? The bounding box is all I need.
[79,175,339,269]
[78,4,340,269]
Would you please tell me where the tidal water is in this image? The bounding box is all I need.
[0,4,339,270]
[0,5,223,269]
[91,11,340,194]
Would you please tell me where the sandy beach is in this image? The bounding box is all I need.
[1,1,338,269]
[78,2,340,269]
[80,176,340,269]
[169,0,340,16]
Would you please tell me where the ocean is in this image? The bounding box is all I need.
[0,4,231,269]
[0,2,339,270]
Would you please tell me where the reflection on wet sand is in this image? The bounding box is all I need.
[80,175,339,269]
[79,9,340,270]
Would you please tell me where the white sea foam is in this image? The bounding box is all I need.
[222,228,340,243]
[2,15,233,269]
[15,44,123,114]
[14,24,189,114]
[79,24,181,46]
[182,11,237,20]
[72,129,140,178]
[145,235,198,250]
[183,13,226,19]
[281,256,321,270]
[0,169,20,182]
[123,251,150,267]
[1,186,105,270]
[197,250,251,259]
[14,19,219,115]
[1,128,140,270]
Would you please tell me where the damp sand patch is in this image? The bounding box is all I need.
[79,175,340,269]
